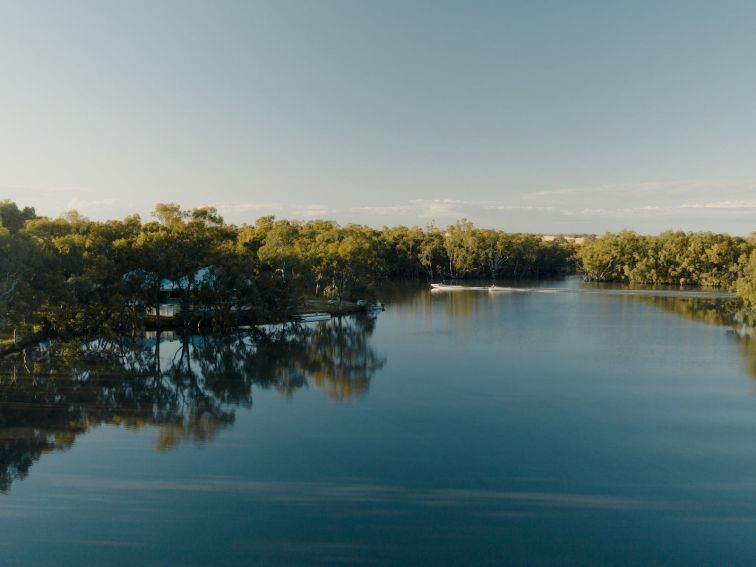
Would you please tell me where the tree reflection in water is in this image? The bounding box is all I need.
[0,314,385,492]
[631,295,756,379]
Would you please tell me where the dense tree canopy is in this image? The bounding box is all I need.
[0,201,576,342]
[737,250,756,318]
[578,230,753,289]
[0,199,753,346]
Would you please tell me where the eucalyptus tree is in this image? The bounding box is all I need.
[257,219,301,281]
[0,227,34,336]
[418,223,446,280]
[479,229,511,280]
[0,201,36,234]
[379,225,425,279]
[443,219,479,278]
[135,204,237,327]
[737,251,756,318]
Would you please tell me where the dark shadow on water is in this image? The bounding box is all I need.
[0,314,385,492]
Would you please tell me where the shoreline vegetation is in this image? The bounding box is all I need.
[0,199,754,356]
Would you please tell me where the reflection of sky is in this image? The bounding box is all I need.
[0,317,384,492]
[2,287,756,564]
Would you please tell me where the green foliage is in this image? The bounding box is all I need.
[0,199,582,344]
[21,199,756,343]
[0,200,36,234]
[736,251,756,315]
[578,231,753,289]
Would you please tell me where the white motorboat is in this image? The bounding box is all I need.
[430,283,492,291]
[297,312,331,322]
[430,283,466,291]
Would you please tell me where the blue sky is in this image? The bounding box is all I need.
[1,0,755,234]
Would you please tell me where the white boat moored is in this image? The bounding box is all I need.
[297,312,331,322]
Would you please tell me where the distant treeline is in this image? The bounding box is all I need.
[578,230,756,319]
[0,200,754,342]
[0,201,573,340]
[578,230,754,287]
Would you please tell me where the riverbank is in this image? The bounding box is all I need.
[144,298,375,328]
[0,297,381,357]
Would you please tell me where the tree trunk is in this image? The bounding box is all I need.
[155,293,161,329]
[0,330,51,358]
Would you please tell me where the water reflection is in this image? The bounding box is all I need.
[630,295,756,379]
[0,314,384,492]
[394,279,756,381]
[389,279,756,381]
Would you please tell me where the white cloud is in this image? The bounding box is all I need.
[212,201,282,213]
[516,179,756,232]
[0,184,83,195]
[408,199,469,218]
[42,186,82,194]
[345,200,483,221]
[679,200,756,210]
[65,197,119,213]
[3,179,753,233]
[294,204,332,218]
[524,179,756,208]
[522,180,749,203]
[562,206,673,217]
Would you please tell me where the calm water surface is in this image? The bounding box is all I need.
[2,278,756,565]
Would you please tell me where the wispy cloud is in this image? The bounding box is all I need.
[65,197,119,214]
[294,204,332,218]
[516,179,756,233]
[348,204,414,216]
[0,184,85,195]
[42,186,82,194]
[409,199,469,218]
[523,179,756,203]
[4,179,752,233]
[212,201,282,213]
[207,192,755,233]
[680,200,756,210]
[562,206,672,217]
[351,200,555,221]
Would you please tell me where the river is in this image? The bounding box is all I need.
[1,278,755,565]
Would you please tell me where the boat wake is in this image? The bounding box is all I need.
[431,284,736,299]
